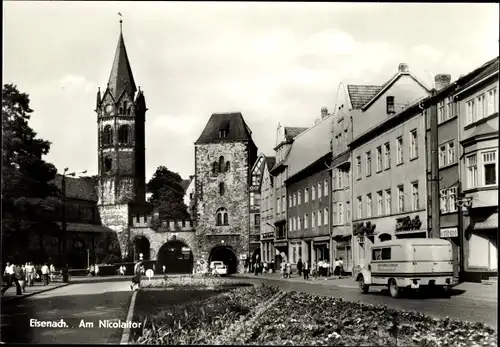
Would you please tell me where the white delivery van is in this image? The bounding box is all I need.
[356,238,455,298]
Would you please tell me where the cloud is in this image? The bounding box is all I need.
[412,44,443,62]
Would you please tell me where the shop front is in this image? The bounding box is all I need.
[333,236,352,275]
[260,231,275,265]
[313,236,330,263]
[273,240,288,270]
[463,208,498,282]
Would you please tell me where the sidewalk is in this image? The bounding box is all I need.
[1,282,69,303]
[238,272,498,301]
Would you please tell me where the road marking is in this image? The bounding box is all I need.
[120,290,138,345]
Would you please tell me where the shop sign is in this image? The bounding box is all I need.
[395,215,422,232]
[240,254,247,260]
[261,232,274,240]
[440,228,458,238]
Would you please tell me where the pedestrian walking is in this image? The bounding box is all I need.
[18,264,27,293]
[303,260,310,280]
[90,264,95,276]
[95,264,100,277]
[312,260,318,280]
[297,257,303,276]
[49,263,55,283]
[334,258,340,276]
[130,259,143,291]
[2,262,22,296]
[41,263,49,285]
[339,257,345,276]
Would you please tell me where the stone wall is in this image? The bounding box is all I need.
[98,203,129,258]
[194,142,251,272]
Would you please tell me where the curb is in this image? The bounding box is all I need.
[120,290,138,345]
[1,283,70,303]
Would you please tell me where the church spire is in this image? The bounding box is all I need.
[107,16,137,100]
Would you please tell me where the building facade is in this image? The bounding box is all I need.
[269,124,308,265]
[285,109,333,269]
[456,58,498,281]
[259,155,276,266]
[249,154,266,263]
[349,63,430,270]
[194,112,258,274]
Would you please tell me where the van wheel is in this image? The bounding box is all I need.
[389,279,400,298]
[358,276,369,294]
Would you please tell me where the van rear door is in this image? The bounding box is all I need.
[413,244,453,274]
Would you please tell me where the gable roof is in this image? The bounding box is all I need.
[52,175,98,202]
[107,31,137,100]
[284,127,308,141]
[286,115,333,179]
[456,57,499,93]
[195,112,253,144]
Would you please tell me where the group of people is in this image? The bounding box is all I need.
[286,257,345,280]
[87,264,100,276]
[1,262,59,296]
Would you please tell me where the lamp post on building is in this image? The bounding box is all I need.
[61,168,87,265]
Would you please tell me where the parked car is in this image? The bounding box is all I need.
[356,238,455,298]
[210,261,228,276]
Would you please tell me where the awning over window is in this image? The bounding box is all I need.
[474,213,498,231]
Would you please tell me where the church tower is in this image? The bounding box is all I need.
[95,19,147,258]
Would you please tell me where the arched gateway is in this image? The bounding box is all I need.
[209,246,238,274]
[157,240,194,274]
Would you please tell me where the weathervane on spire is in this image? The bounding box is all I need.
[118,12,123,32]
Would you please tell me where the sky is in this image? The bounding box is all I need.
[3,2,499,181]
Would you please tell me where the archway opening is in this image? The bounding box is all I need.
[134,236,151,261]
[157,240,193,274]
[209,246,237,274]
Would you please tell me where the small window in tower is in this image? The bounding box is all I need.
[219,120,229,139]
[119,107,124,114]
[103,126,113,145]
[386,96,395,114]
[218,156,225,172]
[104,157,112,172]
[123,101,127,110]
[212,162,217,174]
[118,125,131,144]
[127,107,132,115]
[216,207,229,226]
[225,161,230,172]
[219,182,225,196]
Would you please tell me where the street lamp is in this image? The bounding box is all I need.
[61,168,87,265]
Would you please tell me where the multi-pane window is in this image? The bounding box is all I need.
[277,198,281,214]
[332,169,337,189]
[366,151,372,176]
[366,194,372,218]
[446,97,455,122]
[324,207,328,225]
[318,210,322,227]
[289,218,293,231]
[397,185,404,212]
[410,129,418,159]
[356,156,362,179]
[411,181,419,210]
[289,195,292,209]
[318,183,322,199]
[476,94,486,121]
[346,201,351,224]
[305,188,309,203]
[440,187,457,213]
[487,87,498,116]
[304,214,308,229]
[337,169,343,188]
[467,155,478,188]
[312,186,316,200]
[324,180,328,196]
[384,189,391,215]
[377,191,383,216]
[298,190,302,205]
[483,151,497,186]
[438,141,456,168]
[376,146,383,172]
[467,99,476,125]
[332,205,337,225]
[384,143,391,169]
[282,197,285,212]
[293,193,297,207]
[338,203,343,224]
[357,196,362,219]
[438,100,446,123]
[312,211,316,227]
[397,136,404,164]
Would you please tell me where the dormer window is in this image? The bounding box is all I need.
[386,96,395,114]
[219,120,229,139]
[219,129,228,138]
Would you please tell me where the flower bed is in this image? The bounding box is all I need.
[133,284,280,344]
[140,276,251,289]
[233,291,497,346]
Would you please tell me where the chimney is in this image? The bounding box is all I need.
[434,74,451,90]
[398,63,409,73]
[321,107,328,119]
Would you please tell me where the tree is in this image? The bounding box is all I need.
[2,84,60,262]
[147,166,189,221]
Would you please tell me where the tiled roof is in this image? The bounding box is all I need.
[286,115,333,179]
[52,175,98,202]
[284,127,308,141]
[107,32,137,100]
[195,112,253,144]
[458,57,499,92]
[347,85,383,109]
[266,156,276,170]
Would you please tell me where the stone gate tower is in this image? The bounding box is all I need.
[95,20,147,258]
[194,113,258,273]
